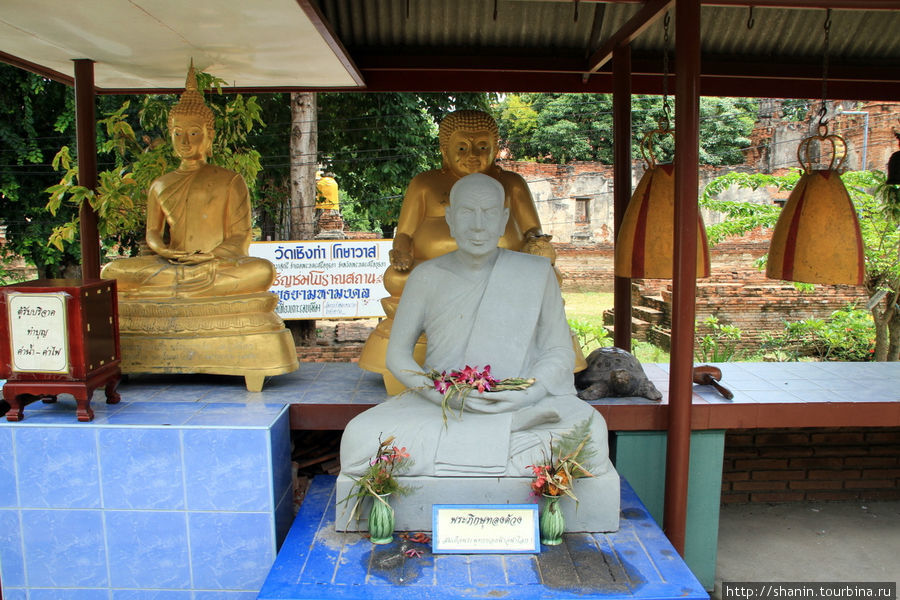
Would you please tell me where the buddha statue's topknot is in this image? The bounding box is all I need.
[168,63,215,134]
[439,110,499,149]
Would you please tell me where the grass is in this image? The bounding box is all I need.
[562,290,670,364]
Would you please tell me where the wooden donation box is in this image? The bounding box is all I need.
[1,279,121,422]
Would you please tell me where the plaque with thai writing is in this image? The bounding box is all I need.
[7,292,69,374]
[432,504,539,554]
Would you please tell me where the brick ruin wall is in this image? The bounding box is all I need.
[555,227,868,352]
[722,427,900,503]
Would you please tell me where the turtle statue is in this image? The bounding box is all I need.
[574,347,662,401]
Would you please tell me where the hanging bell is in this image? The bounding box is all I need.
[766,132,865,286]
[886,149,900,186]
[886,131,900,185]
[615,128,711,279]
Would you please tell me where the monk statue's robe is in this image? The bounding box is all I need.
[340,249,612,478]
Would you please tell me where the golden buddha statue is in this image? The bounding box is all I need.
[101,64,297,391]
[359,110,576,394]
[316,172,340,211]
[102,69,274,298]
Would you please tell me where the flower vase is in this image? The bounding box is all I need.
[540,494,565,546]
[368,493,394,544]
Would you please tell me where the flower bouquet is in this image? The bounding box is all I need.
[424,364,535,424]
[340,435,413,542]
[528,417,597,545]
[528,417,597,503]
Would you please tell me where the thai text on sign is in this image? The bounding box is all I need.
[432,504,539,554]
[6,292,69,373]
[249,240,391,319]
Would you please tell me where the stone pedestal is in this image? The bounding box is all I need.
[335,469,620,533]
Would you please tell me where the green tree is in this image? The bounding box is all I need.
[0,64,80,278]
[701,169,900,361]
[246,93,293,240]
[316,93,493,235]
[495,93,757,166]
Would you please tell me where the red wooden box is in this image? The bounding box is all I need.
[0,278,121,421]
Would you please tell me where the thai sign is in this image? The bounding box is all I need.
[6,292,69,373]
[249,240,391,320]
[432,504,539,554]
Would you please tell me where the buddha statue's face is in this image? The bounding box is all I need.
[443,129,498,178]
[446,175,509,259]
[170,114,212,162]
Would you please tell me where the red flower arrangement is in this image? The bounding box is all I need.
[424,365,534,424]
[340,435,413,523]
[527,418,597,503]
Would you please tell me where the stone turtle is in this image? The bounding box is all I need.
[574,347,662,401]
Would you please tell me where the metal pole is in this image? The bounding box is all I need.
[613,45,633,351]
[664,0,701,556]
[74,59,101,280]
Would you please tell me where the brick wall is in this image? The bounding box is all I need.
[295,343,364,363]
[722,427,900,503]
[560,227,869,350]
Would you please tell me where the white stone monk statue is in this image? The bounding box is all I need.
[340,173,613,478]
[357,110,566,394]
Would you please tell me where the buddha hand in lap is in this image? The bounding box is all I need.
[101,66,273,299]
[341,173,612,478]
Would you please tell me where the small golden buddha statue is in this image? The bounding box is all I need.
[316,172,340,211]
[101,64,297,391]
[102,67,275,298]
[359,110,567,393]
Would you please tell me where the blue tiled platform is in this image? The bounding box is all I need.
[258,476,708,600]
[0,394,292,600]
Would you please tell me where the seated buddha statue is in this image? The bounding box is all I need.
[101,65,297,391]
[101,66,275,299]
[359,110,559,392]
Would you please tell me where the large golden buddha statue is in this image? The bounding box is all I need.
[102,69,274,298]
[101,65,297,391]
[359,110,575,394]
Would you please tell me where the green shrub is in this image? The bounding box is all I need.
[765,306,875,361]
[696,315,742,362]
[568,318,611,355]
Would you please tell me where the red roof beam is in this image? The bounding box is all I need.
[584,0,674,81]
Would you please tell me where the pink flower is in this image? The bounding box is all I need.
[454,365,478,384]
[392,446,410,461]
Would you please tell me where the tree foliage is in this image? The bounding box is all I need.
[495,93,757,166]
[316,92,494,234]
[0,64,80,279]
